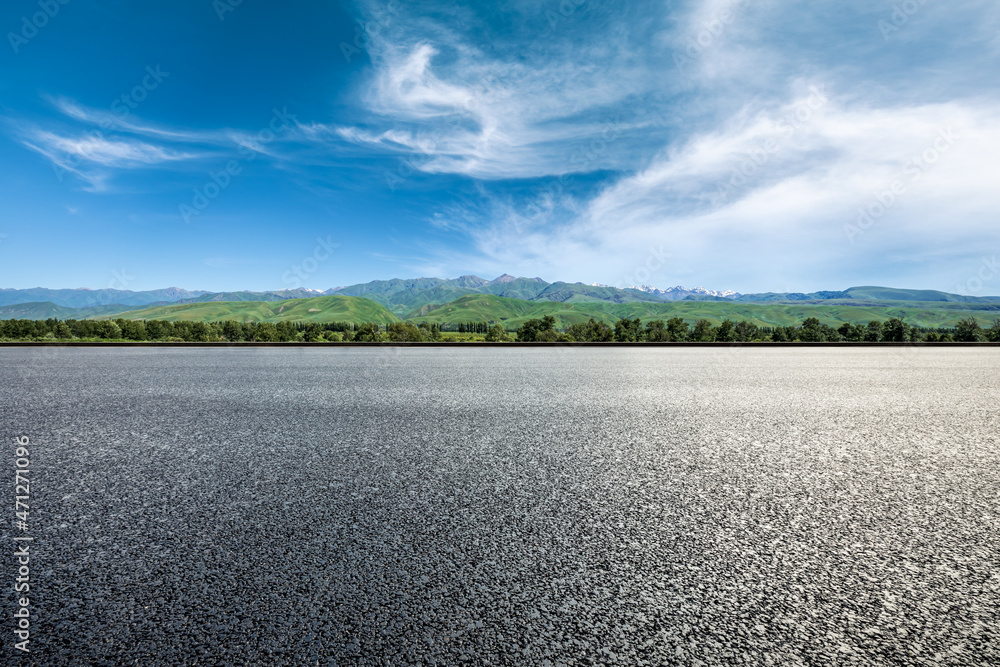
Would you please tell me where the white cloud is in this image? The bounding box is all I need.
[450,95,1000,291]
[330,7,668,179]
[27,129,196,167]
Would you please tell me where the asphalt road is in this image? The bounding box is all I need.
[2,347,998,665]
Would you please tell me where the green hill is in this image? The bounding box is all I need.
[406,294,1000,330]
[0,302,140,320]
[842,286,998,303]
[97,295,398,324]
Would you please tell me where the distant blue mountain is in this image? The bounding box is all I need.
[2,280,998,318]
[0,287,208,308]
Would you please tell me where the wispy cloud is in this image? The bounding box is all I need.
[25,128,198,167]
[325,2,673,180]
[9,96,300,191]
[329,0,1000,290]
[450,96,1000,290]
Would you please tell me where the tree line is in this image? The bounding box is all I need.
[0,318,439,342]
[0,316,997,343]
[514,316,1000,343]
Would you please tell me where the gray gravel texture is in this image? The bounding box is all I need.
[1,346,998,666]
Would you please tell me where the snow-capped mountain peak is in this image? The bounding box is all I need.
[627,285,740,300]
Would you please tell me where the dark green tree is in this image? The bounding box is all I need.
[715,319,736,342]
[485,324,512,342]
[864,320,883,342]
[691,319,716,342]
[120,320,147,341]
[146,320,171,340]
[99,321,122,340]
[566,318,613,342]
[666,317,690,342]
[353,322,383,342]
[838,322,864,342]
[799,318,826,342]
[882,318,909,342]
[614,318,642,342]
[644,320,669,342]
[988,319,1000,343]
[385,322,425,342]
[516,316,557,342]
[733,320,760,342]
[954,317,985,342]
[252,322,279,342]
[221,321,245,342]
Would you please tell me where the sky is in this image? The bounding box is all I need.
[1,0,999,295]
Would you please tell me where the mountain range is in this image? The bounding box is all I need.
[1,276,999,323]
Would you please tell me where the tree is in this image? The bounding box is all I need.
[799,317,826,342]
[55,322,73,339]
[733,320,759,342]
[418,322,443,341]
[838,323,864,342]
[99,321,122,340]
[989,319,1000,343]
[353,322,383,342]
[566,318,613,342]
[221,321,245,342]
[385,322,425,342]
[275,321,299,342]
[252,322,279,342]
[146,320,171,340]
[485,324,513,342]
[864,320,883,342]
[882,318,909,342]
[715,319,736,342]
[954,317,985,342]
[535,329,571,342]
[666,317,690,342]
[614,318,642,342]
[643,320,669,342]
[516,316,557,342]
[691,319,716,342]
[190,322,212,342]
[120,319,147,341]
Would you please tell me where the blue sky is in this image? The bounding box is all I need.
[2,0,999,295]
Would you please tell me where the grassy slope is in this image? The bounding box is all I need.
[99,296,399,324]
[0,302,140,320]
[845,286,1000,303]
[9,292,995,330]
[405,294,1000,329]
